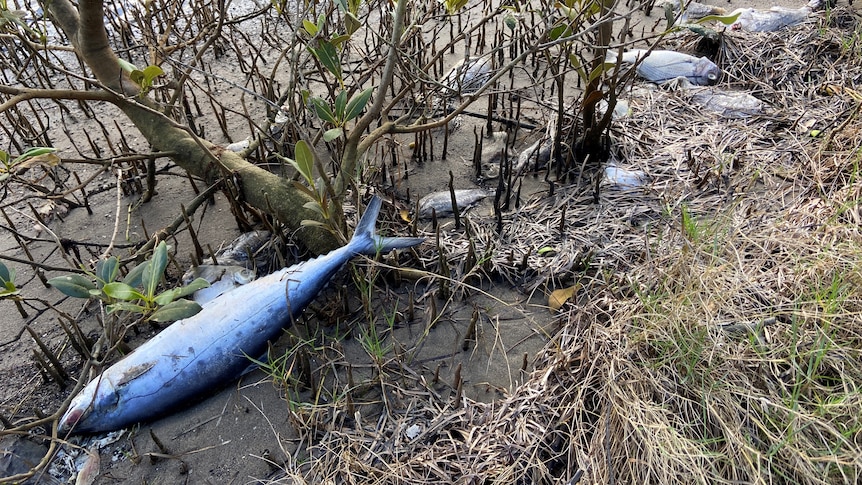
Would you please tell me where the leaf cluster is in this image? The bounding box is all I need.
[48,241,210,323]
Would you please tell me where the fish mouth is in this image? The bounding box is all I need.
[58,406,85,434]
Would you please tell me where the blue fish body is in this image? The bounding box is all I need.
[58,197,423,434]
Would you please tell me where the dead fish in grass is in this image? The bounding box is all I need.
[689,89,763,118]
[58,197,423,434]
[730,0,823,32]
[418,189,491,219]
[661,0,727,23]
[609,49,721,86]
[604,164,649,189]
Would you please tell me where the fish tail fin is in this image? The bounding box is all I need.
[349,196,424,256]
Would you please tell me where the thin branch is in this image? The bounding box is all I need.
[0,85,118,112]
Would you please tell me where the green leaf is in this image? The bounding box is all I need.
[310,39,342,82]
[294,140,315,183]
[303,200,327,218]
[311,97,337,124]
[302,19,318,36]
[103,282,146,301]
[442,0,468,15]
[107,301,148,314]
[172,278,211,299]
[330,34,352,49]
[143,241,168,299]
[123,261,148,288]
[504,13,517,30]
[569,54,587,83]
[149,299,202,322]
[48,274,97,299]
[549,24,572,41]
[697,12,741,26]
[344,87,373,122]
[323,127,343,142]
[153,288,178,306]
[0,263,18,297]
[117,58,138,73]
[588,62,617,84]
[13,147,56,163]
[334,90,348,121]
[345,12,361,36]
[96,257,120,286]
[142,65,164,82]
[129,69,145,85]
[0,262,12,287]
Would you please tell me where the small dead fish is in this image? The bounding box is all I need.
[215,230,272,266]
[480,131,510,166]
[730,0,821,32]
[183,264,257,305]
[689,89,763,118]
[612,50,721,86]
[662,0,727,23]
[418,189,491,219]
[514,137,553,174]
[604,164,648,189]
[441,55,493,97]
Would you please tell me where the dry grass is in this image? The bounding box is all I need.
[269,8,862,484]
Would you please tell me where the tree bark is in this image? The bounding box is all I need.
[44,0,339,254]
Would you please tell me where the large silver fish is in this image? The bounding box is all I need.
[58,197,423,434]
[612,49,721,86]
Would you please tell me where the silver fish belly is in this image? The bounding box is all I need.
[58,197,423,434]
[618,50,721,86]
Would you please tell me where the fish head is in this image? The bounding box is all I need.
[692,57,721,85]
[58,376,120,434]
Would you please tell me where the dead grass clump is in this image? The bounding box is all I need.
[265,9,862,484]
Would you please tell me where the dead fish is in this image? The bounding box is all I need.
[441,55,493,97]
[182,264,257,305]
[213,230,271,264]
[611,49,721,86]
[514,137,553,174]
[689,88,763,118]
[730,0,822,32]
[604,164,649,189]
[662,0,727,23]
[418,189,491,219]
[57,197,423,434]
